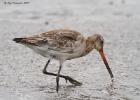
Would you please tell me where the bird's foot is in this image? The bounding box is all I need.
[111,78,114,82]
[56,77,59,92]
[64,76,82,86]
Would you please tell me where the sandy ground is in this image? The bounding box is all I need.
[0,0,140,100]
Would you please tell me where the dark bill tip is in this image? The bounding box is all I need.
[99,49,114,79]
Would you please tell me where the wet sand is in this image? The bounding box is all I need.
[0,0,140,100]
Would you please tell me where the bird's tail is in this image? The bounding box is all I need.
[13,38,25,43]
[13,37,39,46]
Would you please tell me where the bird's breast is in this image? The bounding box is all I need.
[28,39,86,60]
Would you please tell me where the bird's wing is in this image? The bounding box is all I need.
[43,29,84,53]
[21,29,84,53]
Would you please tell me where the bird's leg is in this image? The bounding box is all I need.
[56,62,62,92]
[43,59,51,73]
[43,60,82,86]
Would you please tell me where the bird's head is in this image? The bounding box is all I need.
[88,34,114,80]
[92,34,104,51]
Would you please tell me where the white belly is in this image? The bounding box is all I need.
[29,42,85,60]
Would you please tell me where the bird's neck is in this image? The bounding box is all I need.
[83,39,94,55]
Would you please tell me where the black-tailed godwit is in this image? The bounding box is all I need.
[13,29,114,92]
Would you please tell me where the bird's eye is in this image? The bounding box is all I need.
[101,41,104,44]
[99,41,104,46]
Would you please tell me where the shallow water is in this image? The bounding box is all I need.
[0,0,140,100]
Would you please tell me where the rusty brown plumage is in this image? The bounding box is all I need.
[15,29,82,46]
[13,29,114,92]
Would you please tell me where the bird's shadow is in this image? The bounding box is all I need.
[35,83,79,93]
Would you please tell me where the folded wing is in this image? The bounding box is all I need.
[13,29,84,53]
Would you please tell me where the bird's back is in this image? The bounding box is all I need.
[13,29,86,60]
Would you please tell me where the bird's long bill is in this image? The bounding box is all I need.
[99,49,114,79]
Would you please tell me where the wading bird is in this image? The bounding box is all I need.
[13,29,114,92]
